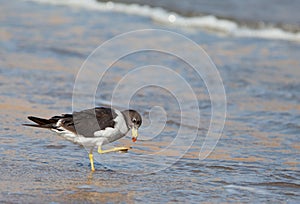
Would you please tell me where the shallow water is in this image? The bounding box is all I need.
[1,0,300,203]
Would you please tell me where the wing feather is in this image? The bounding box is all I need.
[24,107,118,137]
[61,107,117,137]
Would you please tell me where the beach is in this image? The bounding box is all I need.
[1,0,299,203]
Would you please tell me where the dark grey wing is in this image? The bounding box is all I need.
[24,107,118,137]
[65,107,118,137]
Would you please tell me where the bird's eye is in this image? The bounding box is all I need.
[132,118,137,123]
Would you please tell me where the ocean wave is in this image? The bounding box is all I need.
[25,0,300,42]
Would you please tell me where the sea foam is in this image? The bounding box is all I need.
[25,0,300,42]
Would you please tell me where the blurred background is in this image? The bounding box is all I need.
[1,0,299,203]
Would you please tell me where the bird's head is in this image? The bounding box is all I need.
[122,110,142,142]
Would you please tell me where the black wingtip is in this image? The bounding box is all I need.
[28,116,39,121]
[22,123,41,127]
[27,116,50,125]
[22,123,54,129]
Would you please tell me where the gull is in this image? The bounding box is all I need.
[23,107,142,171]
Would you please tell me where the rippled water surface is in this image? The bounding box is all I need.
[1,0,299,203]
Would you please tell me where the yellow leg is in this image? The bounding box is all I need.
[98,146,130,154]
[89,153,95,171]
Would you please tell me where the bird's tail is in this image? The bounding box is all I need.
[23,116,55,129]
